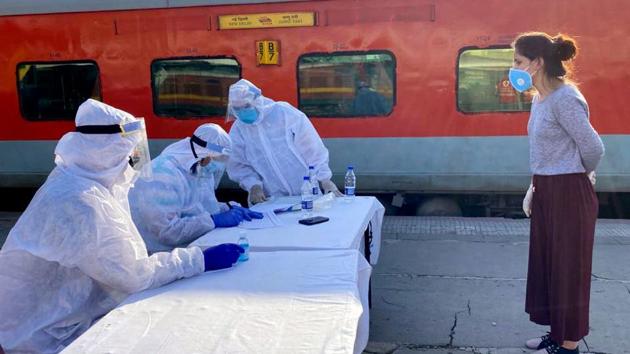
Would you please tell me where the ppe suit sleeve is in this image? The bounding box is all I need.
[130,176,216,248]
[72,195,204,294]
[290,106,333,181]
[226,124,264,192]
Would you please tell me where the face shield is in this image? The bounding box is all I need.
[226,79,262,123]
[189,134,230,178]
[122,119,152,180]
[75,118,153,180]
[227,104,260,124]
[196,158,227,188]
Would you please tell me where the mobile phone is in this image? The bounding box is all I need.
[298,216,329,226]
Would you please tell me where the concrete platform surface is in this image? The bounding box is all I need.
[365,216,630,354]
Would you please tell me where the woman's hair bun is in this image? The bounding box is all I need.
[553,34,577,61]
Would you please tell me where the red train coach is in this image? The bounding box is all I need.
[1,0,628,213]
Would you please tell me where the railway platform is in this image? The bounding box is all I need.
[366,216,630,354]
[1,214,628,353]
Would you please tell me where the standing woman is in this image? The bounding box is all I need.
[512,32,605,353]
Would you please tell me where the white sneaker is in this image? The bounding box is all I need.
[525,332,553,349]
[533,343,579,354]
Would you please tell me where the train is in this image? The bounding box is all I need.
[1,0,629,214]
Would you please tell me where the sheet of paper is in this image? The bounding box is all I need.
[238,210,285,229]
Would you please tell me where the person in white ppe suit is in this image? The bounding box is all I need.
[129,123,262,253]
[0,100,243,353]
[226,79,343,205]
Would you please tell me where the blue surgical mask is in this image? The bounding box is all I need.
[206,161,225,174]
[198,161,225,177]
[508,67,533,92]
[235,107,258,124]
[192,160,224,177]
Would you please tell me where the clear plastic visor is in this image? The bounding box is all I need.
[226,103,255,122]
[124,119,152,180]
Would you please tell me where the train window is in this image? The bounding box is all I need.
[17,61,101,121]
[457,48,533,113]
[151,57,241,118]
[298,51,395,117]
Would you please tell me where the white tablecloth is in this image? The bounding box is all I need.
[63,250,371,354]
[193,196,384,264]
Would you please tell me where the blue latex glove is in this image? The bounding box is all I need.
[202,243,244,271]
[211,209,244,228]
[231,205,264,221]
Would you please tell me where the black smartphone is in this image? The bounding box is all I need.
[298,216,330,226]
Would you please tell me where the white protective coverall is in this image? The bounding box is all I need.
[226,79,334,198]
[129,123,231,253]
[0,100,204,353]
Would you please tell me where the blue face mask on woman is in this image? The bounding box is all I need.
[508,67,533,92]
[235,107,258,124]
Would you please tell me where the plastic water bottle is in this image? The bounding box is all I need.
[301,176,314,217]
[344,166,356,203]
[237,231,249,262]
[308,165,320,196]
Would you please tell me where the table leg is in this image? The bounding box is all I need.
[364,222,373,308]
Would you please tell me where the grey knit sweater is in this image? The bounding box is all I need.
[528,84,604,175]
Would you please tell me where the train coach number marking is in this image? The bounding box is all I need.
[256,40,280,65]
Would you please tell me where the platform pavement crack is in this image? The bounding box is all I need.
[591,273,630,284]
[370,272,630,285]
[448,311,458,347]
[591,273,616,281]
[397,343,459,350]
[582,337,590,352]
[375,272,526,282]
[448,301,471,347]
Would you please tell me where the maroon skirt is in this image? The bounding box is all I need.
[526,173,598,343]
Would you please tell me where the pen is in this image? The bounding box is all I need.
[273,204,301,214]
[273,206,290,214]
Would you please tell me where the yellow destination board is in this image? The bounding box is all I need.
[218,12,315,30]
[256,40,280,65]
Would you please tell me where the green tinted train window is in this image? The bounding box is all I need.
[298,51,395,117]
[457,48,533,113]
[17,61,101,121]
[151,57,241,118]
